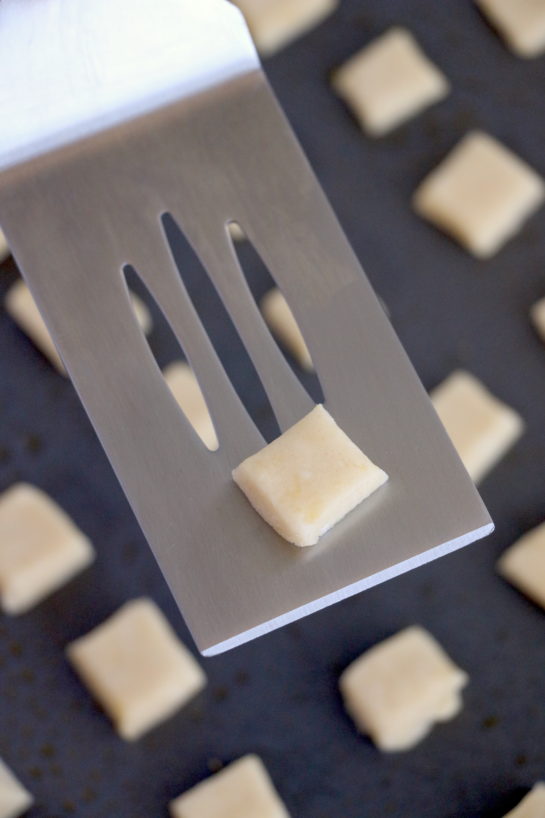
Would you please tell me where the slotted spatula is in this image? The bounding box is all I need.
[0,0,492,655]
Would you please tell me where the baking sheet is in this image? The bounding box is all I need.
[1,1,545,815]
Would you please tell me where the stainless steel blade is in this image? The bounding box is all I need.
[0,70,493,655]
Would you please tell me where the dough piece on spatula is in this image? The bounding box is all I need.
[233,404,388,547]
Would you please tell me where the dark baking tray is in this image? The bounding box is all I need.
[2,1,545,815]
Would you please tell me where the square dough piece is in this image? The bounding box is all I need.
[0,759,33,818]
[413,131,545,257]
[476,0,545,58]
[67,598,206,740]
[497,522,545,609]
[232,404,388,547]
[332,28,449,137]
[163,361,218,451]
[530,296,545,342]
[0,483,94,615]
[431,370,523,484]
[169,755,290,818]
[339,626,468,752]
[4,279,152,373]
[0,230,8,263]
[503,783,545,818]
[260,288,313,371]
[232,0,337,57]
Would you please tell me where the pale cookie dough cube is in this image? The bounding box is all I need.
[233,0,337,57]
[0,483,94,615]
[413,131,545,257]
[0,230,8,263]
[163,361,218,451]
[0,759,33,818]
[67,598,206,740]
[4,279,152,373]
[332,28,449,137]
[476,0,545,58]
[260,288,313,371]
[498,522,545,609]
[503,783,545,818]
[431,370,524,484]
[169,755,290,818]
[232,404,388,547]
[530,296,545,343]
[227,221,245,241]
[339,626,468,752]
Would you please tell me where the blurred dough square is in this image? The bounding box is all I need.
[233,0,337,56]
[232,404,388,547]
[476,0,545,57]
[339,626,468,752]
[332,27,449,136]
[163,361,218,450]
[67,598,206,740]
[498,522,545,608]
[0,483,94,615]
[0,758,33,818]
[431,370,523,484]
[502,783,545,817]
[169,755,290,818]
[530,296,545,342]
[5,279,152,373]
[260,287,313,371]
[0,230,8,263]
[413,131,545,257]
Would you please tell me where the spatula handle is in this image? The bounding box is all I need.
[0,0,258,172]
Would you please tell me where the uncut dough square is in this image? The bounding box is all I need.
[67,598,206,740]
[232,404,388,547]
[503,783,545,818]
[169,755,290,818]
[163,361,218,451]
[476,0,545,58]
[260,288,313,371]
[413,131,545,257]
[332,28,449,136]
[339,626,468,752]
[0,483,94,615]
[0,230,8,263]
[530,296,545,342]
[0,759,33,818]
[431,370,523,484]
[4,279,152,373]
[498,522,545,609]
[233,0,337,56]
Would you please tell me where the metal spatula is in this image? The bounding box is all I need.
[0,0,492,655]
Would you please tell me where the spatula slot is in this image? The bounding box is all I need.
[227,220,324,406]
[160,213,281,444]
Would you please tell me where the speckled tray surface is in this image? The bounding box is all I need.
[2,1,545,816]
